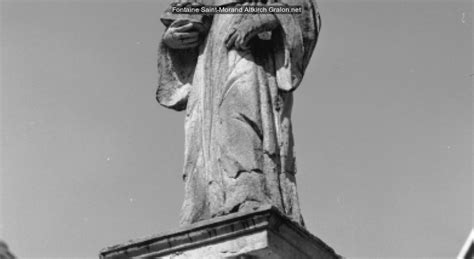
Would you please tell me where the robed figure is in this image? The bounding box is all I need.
[157,0,321,227]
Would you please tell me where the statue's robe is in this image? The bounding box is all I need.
[157,0,321,226]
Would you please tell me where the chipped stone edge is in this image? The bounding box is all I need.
[99,205,339,258]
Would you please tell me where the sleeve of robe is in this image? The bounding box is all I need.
[157,0,215,111]
[274,0,322,92]
[156,24,200,111]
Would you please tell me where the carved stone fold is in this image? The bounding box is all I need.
[157,0,322,227]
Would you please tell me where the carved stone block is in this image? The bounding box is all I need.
[100,206,341,259]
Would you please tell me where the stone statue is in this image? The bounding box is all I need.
[157,0,321,227]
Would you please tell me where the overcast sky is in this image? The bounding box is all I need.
[1,0,472,258]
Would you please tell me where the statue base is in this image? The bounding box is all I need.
[100,206,341,259]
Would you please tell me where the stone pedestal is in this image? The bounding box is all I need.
[100,206,341,259]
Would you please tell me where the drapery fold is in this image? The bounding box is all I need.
[156,0,321,227]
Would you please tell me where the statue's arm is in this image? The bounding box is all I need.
[223,0,321,92]
[273,0,321,92]
[157,14,210,111]
[156,38,198,111]
[224,12,280,50]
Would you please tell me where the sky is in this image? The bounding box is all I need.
[0,0,472,258]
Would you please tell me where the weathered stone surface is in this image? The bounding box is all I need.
[0,240,16,259]
[157,0,322,227]
[100,206,340,259]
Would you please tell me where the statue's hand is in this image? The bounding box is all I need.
[163,20,203,49]
[225,13,279,51]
